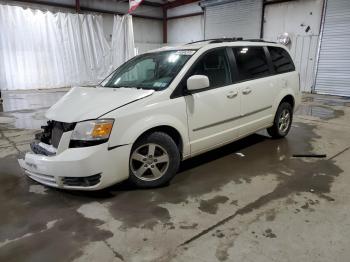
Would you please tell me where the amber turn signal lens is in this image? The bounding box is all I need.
[91,122,113,138]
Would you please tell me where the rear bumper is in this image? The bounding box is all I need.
[18,142,132,190]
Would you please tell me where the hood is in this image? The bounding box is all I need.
[46,86,154,123]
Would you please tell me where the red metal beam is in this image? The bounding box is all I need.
[75,0,80,12]
[163,7,167,43]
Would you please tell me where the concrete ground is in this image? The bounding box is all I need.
[0,89,350,262]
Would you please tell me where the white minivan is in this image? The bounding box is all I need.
[19,39,301,190]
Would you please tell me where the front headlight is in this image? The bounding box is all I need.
[70,119,114,146]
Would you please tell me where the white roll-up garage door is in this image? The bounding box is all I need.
[203,0,263,39]
[314,0,350,96]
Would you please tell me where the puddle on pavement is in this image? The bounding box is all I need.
[302,95,350,106]
[0,91,66,129]
[199,196,229,214]
[0,109,48,129]
[2,91,66,112]
[296,104,344,120]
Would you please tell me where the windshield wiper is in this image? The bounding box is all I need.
[102,85,156,90]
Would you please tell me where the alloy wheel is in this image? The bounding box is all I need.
[130,143,170,181]
[278,109,291,134]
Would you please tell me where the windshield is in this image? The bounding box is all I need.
[101,50,196,90]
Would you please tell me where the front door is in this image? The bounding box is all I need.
[185,48,241,155]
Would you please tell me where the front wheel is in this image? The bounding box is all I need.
[128,132,180,188]
[267,102,293,138]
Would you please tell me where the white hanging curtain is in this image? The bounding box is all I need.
[0,4,135,90]
[56,13,113,86]
[111,15,136,69]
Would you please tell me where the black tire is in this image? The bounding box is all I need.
[128,132,180,188]
[267,102,293,138]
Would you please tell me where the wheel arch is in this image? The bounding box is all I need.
[279,94,295,109]
[273,89,296,115]
[133,125,184,159]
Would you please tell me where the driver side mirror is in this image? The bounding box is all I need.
[187,75,210,92]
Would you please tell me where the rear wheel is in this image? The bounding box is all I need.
[267,102,293,138]
[128,132,180,188]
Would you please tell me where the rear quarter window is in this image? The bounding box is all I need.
[268,46,295,74]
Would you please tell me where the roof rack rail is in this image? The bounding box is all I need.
[186,38,277,45]
[186,37,243,45]
[209,37,243,43]
[243,39,277,44]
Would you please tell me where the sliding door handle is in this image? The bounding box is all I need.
[242,87,252,95]
[226,90,238,99]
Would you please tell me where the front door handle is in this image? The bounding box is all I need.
[227,90,238,99]
[242,87,252,95]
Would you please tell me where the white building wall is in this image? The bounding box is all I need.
[167,2,204,45]
[168,2,202,17]
[263,0,324,92]
[168,16,204,45]
[264,0,323,38]
[133,18,163,53]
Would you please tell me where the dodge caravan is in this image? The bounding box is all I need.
[19,39,301,190]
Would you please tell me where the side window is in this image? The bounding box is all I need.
[268,46,295,74]
[188,49,231,88]
[233,46,270,81]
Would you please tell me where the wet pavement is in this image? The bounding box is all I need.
[0,89,67,129]
[0,90,350,262]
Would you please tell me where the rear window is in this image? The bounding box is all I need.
[268,46,295,74]
[233,46,270,81]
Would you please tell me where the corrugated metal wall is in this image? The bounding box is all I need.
[203,0,263,39]
[315,0,350,96]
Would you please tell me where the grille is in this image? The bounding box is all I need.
[51,123,64,148]
[36,121,75,149]
[62,174,101,187]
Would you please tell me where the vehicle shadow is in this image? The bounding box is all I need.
[178,133,268,173]
[62,133,270,199]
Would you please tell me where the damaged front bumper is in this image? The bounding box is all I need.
[18,139,132,191]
